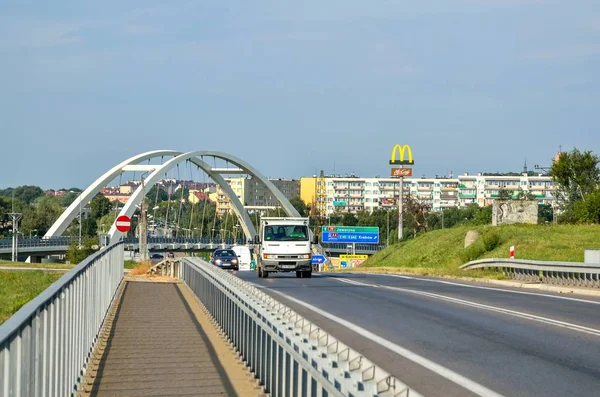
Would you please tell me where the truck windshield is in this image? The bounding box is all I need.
[264,225,309,241]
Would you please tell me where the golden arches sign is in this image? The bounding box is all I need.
[389,144,414,165]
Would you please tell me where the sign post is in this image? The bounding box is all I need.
[389,144,414,241]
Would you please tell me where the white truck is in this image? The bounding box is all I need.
[253,217,317,278]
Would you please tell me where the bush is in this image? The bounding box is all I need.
[459,242,486,263]
[482,230,501,252]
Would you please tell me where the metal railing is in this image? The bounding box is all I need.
[460,258,600,288]
[0,242,124,397]
[180,258,421,397]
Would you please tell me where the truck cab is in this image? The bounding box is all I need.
[254,217,316,278]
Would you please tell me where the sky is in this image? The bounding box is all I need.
[1,0,599,189]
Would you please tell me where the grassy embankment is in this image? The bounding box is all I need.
[0,270,63,324]
[341,224,600,278]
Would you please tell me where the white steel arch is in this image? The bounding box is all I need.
[44,150,179,238]
[107,152,257,243]
[46,150,300,244]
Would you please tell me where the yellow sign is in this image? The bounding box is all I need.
[389,144,414,165]
[340,254,368,260]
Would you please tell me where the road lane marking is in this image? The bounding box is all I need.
[336,278,600,337]
[251,281,505,397]
[380,274,600,305]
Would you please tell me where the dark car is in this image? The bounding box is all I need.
[210,249,239,271]
[150,253,164,261]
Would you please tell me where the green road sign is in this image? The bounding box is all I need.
[321,226,379,233]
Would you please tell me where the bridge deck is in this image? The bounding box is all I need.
[86,280,252,396]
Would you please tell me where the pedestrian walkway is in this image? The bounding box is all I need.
[82,280,256,396]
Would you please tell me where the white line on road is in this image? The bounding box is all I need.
[381,274,600,305]
[336,278,600,337]
[253,281,505,397]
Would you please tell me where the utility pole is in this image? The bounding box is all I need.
[140,176,149,261]
[9,191,22,262]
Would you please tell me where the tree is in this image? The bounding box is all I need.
[66,238,97,264]
[61,192,79,207]
[289,197,309,217]
[538,204,554,223]
[497,187,513,201]
[90,194,113,220]
[516,188,536,201]
[20,196,63,236]
[551,148,600,205]
[573,191,600,223]
[0,185,44,204]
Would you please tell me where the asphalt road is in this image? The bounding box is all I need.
[236,271,600,397]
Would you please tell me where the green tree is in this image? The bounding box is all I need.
[341,213,358,226]
[573,191,600,223]
[538,204,554,223]
[90,194,113,220]
[66,238,97,264]
[61,192,79,207]
[551,148,600,205]
[20,196,63,236]
[497,187,513,201]
[0,186,44,204]
[289,197,309,217]
[516,188,536,200]
[97,212,117,234]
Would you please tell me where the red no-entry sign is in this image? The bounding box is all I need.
[115,215,131,233]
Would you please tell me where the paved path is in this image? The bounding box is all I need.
[88,281,252,396]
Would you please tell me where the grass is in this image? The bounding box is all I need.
[0,271,64,325]
[355,224,600,277]
[0,260,73,270]
[124,260,139,269]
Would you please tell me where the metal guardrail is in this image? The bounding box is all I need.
[180,258,421,397]
[0,242,125,397]
[460,258,600,288]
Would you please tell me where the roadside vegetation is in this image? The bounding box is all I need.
[353,224,600,277]
[0,271,63,325]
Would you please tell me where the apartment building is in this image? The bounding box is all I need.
[300,173,556,216]
[215,176,300,214]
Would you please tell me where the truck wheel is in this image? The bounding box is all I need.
[296,271,302,278]
[263,270,269,278]
[303,270,312,278]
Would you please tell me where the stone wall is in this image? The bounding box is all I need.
[492,200,538,226]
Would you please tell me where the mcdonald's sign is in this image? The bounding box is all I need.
[389,144,414,165]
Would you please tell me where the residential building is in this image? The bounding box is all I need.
[300,172,556,216]
[215,176,300,214]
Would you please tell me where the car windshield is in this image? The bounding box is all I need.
[264,225,308,241]
[214,250,236,257]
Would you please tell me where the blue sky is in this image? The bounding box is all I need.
[1,0,599,189]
